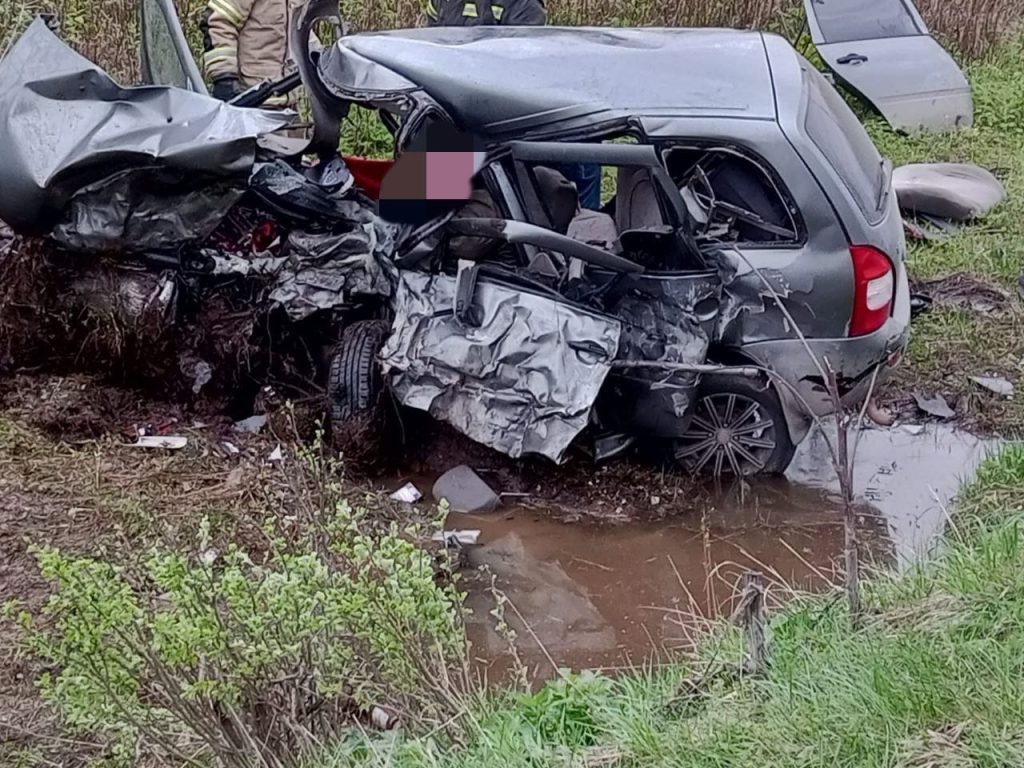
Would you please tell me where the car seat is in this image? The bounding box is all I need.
[615,167,663,233]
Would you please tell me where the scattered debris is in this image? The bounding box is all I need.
[186,359,213,395]
[913,392,955,420]
[910,292,933,318]
[894,163,1006,221]
[131,434,188,450]
[911,273,1010,317]
[432,529,481,547]
[267,444,284,463]
[432,465,501,514]
[222,441,241,456]
[390,482,423,504]
[970,375,1014,398]
[233,414,269,434]
[369,706,399,731]
[225,466,244,489]
[866,400,897,427]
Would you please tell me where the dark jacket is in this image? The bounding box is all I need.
[424,0,545,26]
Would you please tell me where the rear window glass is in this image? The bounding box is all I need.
[802,63,885,221]
[812,0,922,44]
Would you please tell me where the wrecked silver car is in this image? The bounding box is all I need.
[0,5,911,477]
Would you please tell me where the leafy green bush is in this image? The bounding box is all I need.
[4,442,470,768]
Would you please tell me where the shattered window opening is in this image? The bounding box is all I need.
[514,157,692,270]
[662,144,802,247]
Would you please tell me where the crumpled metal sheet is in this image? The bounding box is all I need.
[249,161,370,226]
[601,272,719,437]
[380,270,621,462]
[269,224,397,320]
[49,171,246,252]
[0,19,293,235]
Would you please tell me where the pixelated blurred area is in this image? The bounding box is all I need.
[378,122,487,226]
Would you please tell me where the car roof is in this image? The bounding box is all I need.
[324,26,780,138]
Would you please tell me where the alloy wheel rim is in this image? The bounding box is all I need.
[676,393,777,477]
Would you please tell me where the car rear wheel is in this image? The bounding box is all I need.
[327,319,391,451]
[674,376,795,477]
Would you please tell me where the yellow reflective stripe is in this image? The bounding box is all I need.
[492,3,504,19]
[462,1,477,17]
[202,45,237,70]
[208,0,244,26]
[203,45,235,60]
[203,52,237,68]
[425,0,437,17]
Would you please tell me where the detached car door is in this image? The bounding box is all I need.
[803,0,972,131]
[139,0,208,93]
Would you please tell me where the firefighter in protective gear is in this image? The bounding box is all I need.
[200,0,310,108]
[423,0,545,26]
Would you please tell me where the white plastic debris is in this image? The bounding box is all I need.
[970,375,1014,398]
[222,441,241,455]
[432,530,481,547]
[370,706,398,731]
[390,482,422,503]
[132,435,188,450]
[233,414,269,434]
[913,392,955,420]
[267,444,283,463]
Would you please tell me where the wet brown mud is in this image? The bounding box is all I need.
[424,423,997,681]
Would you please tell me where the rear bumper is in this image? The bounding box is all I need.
[739,260,911,443]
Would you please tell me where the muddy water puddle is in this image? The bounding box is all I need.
[437,424,997,680]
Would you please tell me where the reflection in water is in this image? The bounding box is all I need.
[449,424,996,680]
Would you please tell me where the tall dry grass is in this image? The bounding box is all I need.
[1,0,1022,88]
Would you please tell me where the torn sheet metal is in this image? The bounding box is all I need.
[380,270,621,462]
[268,224,397,321]
[49,172,246,252]
[595,271,719,437]
[248,161,370,227]
[893,163,1006,221]
[0,19,293,235]
[802,0,972,131]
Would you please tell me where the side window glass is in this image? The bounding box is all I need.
[140,0,204,92]
[663,146,801,247]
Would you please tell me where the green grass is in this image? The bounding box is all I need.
[313,442,1024,768]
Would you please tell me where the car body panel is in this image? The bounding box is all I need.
[323,26,778,139]
[803,0,972,131]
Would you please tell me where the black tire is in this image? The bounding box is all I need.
[674,375,796,477]
[327,319,390,450]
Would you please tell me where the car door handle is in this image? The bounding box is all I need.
[837,53,868,65]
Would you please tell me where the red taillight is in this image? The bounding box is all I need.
[849,245,894,337]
